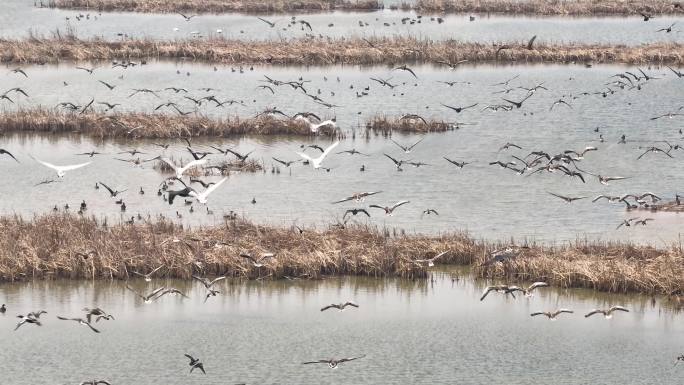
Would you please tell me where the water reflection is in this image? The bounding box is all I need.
[1,0,682,45]
[0,273,682,384]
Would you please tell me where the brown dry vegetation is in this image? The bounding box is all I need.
[48,0,382,13]
[47,0,684,15]
[1,214,682,297]
[1,37,682,65]
[0,109,450,139]
[413,0,684,15]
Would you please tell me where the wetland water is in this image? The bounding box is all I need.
[0,272,682,384]
[0,63,682,243]
[0,0,682,45]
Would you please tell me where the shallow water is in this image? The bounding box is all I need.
[0,272,682,384]
[1,0,682,45]
[0,62,683,243]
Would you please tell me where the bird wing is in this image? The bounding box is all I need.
[530,312,545,317]
[85,321,100,333]
[358,209,371,217]
[192,275,210,287]
[408,137,425,150]
[584,310,601,318]
[609,306,629,313]
[159,157,179,172]
[302,360,329,364]
[344,302,359,308]
[184,353,195,362]
[547,191,568,201]
[557,309,574,314]
[209,276,226,286]
[240,254,257,264]
[320,141,340,159]
[526,35,537,50]
[339,355,366,363]
[391,200,410,210]
[98,182,115,195]
[183,158,208,171]
[200,177,227,198]
[320,304,335,312]
[528,282,549,291]
[125,285,145,299]
[296,152,313,162]
[384,153,401,165]
[480,286,496,301]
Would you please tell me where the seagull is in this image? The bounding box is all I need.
[82,307,114,323]
[159,158,207,179]
[369,200,410,216]
[240,252,275,267]
[184,354,206,374]
[302,355,366,369]
[390,137,423,153]
[443,157,470,168]
[32,157,91,178]
[343,208,370,219]
[296,141,339,169]
[584,306,629,319]
[333,191,382,204]
[125,285,166,303]
[480,285,517,301]
[294,116,337,133]
[56,316,101,333]
[320,302,359,312]
[393,65,417,78]
[132,265,164,282]
[14,314,41,330]
[0,149,19,162]
[547,192,588,203]
[192,275,227,289]
[441,103,478,113]
[412,251,448,267]
[98,181,127,197]
[505,282,549,297]
[530,309,574,320]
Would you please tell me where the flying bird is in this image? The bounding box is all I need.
[240,252,275,267]
[159,158,207,179]
[584,306,629,319]
[302,355,366,369]
[184,354,206,374]
[32,157,90,178]
[412,251,448,267]
[320,302,359,312]
[0,149,19,162]
[369,200,410,216]
[296,141,339,169]
[530,309,574,320]
[56,316,101,333]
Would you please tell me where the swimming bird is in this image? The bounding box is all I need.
[547,192,588,203]
[296,141,339,169]
[192,275,227,289]
[83,307,114,323]
[390,137,424,153]
[321,302,359,312]
[240,252,275,267]
[184,354,206,374]
[584,306,629,319]
[369,200,410,216]
[131,265,164,282]
[32,157,90,178]
[98,181,127,197]
[302,355,366,369]
[0,304,5,313]
[505,282,549,297]
[0,149,18,162]
[530,309,574,320]
[56,316,100,333]
[14,314,41,330]
[333,191,382,204]
[412,251,448,267]
[159,158,207,179]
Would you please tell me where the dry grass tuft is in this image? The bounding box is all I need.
[413,0,684,15]
[1,36,681,65]
[49,0,382,13]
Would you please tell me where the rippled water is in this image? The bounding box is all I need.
[0,62,683,243]
[1,0,682,44]
[0,272,682,384]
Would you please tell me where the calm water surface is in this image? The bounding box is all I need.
[0,272,682,384]
[0,0,682,44]
[0,62,682,243]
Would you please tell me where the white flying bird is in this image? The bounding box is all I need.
[295,116,337,133]
[160,158,207,179]
[190,177,227,204]
[297,141,339,169]
[32,156,91,178]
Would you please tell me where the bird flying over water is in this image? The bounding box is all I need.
[296,141,339,169]
[31,156,90,178]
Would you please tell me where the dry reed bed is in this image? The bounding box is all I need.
[0,109,449,138]
[48,0,684,15]
[0,214,682,297]
[48,0,382,13]
[1,37,682,65]
[477,242,684,295]
[0,214,480,281]
[413,0,684,15]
